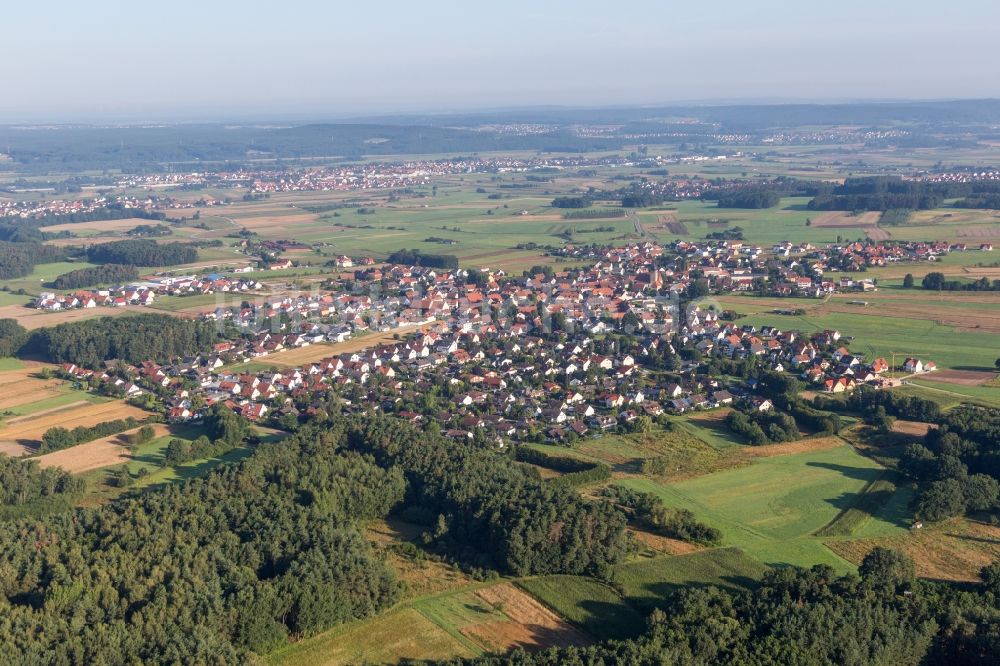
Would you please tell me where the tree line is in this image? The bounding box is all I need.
[386,248,460,269]
[808,175,1000,211]
[39,417,147,454]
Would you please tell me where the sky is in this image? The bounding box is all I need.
[4,0,1000,122]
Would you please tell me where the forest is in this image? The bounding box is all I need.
[0,240,63,279]
[85,239,197,266]
[51,264,140,289]
[27,314,221,368]
[807,175,1000,211]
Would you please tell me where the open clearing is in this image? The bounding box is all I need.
[0,400,150,451]
[617,443,909,571]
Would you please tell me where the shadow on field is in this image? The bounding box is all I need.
[805,461,880,481]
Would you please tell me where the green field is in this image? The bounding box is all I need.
[736,310,999,371]
[517,576,645,641]
[0,357,24,372]
[617,443,911,572]
[268,606,473,666]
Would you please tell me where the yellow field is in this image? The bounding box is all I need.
[0,401,151,451]
[0,304,137,330]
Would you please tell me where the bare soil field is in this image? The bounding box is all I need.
[810,211,881,228]
[827,518,1000,582]
[892,420,933,438]
[246,322,438,367]
[865,227,891,241]
[926,369,997,386]
[36,424,169,475]
[468,583,591,653]
[0,304,136,330]
[0,401,150,451]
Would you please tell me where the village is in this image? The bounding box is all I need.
[55,242,938,444]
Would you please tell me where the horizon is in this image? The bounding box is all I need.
[4,0,999,123]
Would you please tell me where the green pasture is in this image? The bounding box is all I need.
[617,443,910,572]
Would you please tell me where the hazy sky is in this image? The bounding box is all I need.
[4,0,1000,122]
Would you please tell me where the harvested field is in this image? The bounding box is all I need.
[957,226,1000,238]
[0,304,136,330]
[0,401,150,451]
[866,227,891,241]
[34,424,170,474]
[0,369,67,410]
[827,518,1000,582]
[39,217,161,234]
[470,583,591,652]
[810,211,881,228]
[630,529,704,556]
[926,368,996,386]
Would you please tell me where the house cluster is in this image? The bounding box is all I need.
[33,273,262,311]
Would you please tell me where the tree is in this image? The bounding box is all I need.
[859,547,915,591]
[916,478,967,521]
[922,271,946,290]
[902,273,914,288]
[133,424,156,445]
[40,426,76,453]
[0,318,27,357]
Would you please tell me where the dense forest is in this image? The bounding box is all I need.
[51,264,139,289]
[0,455,84,508]
[28,314,221,368]
[0,240,63,279]
[0,319,28,357]
[85,239,197,266]
[714,190,782,208]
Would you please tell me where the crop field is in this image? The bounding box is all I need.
[0,399,150,453]
[0,366,69,411]
[728,305,1000,372]
[0,303,138,330]
[38,217,162,234]
[616,443,910,571]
